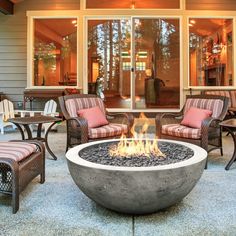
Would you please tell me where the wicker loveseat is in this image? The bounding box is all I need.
[0,140,45,213]
[59,94,134,150]
[156,95,229,168]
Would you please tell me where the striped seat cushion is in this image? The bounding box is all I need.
[0,142,37,162]
[89,123,128,139]
[162,124,201,139]
[65,97,106,117]
[205,91,231,108]
[184,98,224,118]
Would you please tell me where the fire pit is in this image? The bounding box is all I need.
[66,139,207,214]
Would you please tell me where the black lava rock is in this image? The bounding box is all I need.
[79,141,194,167]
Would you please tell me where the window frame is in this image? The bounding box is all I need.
[27,12,80,89]
[187,15,236,90]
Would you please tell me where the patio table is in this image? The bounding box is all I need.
[8,115,62,160]
[220,119,236,170]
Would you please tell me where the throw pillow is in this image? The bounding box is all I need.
[181,107,212,129]
[77,106,108,128]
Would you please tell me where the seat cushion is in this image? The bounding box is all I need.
[184,98,224,118]
[89,123,128,139]
[0,142,37,162]
[77,106,109,128]
[181,107,212,128]
[162,124,201,139]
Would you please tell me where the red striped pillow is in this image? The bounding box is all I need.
[77,106,109,128]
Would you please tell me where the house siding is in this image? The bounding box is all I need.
[0,0,80,109]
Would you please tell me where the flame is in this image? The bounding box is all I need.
[109,113,165,158]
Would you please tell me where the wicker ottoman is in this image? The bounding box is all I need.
[0,140,45,213]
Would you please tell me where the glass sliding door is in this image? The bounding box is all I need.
[87,17,180,110]
[87,19,131,109]
[133,18,180,109]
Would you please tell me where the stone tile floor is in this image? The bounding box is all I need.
[0,129,236,236]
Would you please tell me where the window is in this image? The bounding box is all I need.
[123,62,131,71]
[189,18,233,86]
[33,18,78,87]
[136,62,146,71]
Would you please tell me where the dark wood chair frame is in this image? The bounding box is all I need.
[0,140,45,213]
[59,94,134,151]
[156,95,229,168]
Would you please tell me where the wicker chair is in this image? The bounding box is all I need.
[0,140,45,213]
[156,95,229,168]
[59,94,134,151]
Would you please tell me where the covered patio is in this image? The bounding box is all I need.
[0,129,236,235]
[1,0,236,235]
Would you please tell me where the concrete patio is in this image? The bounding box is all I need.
[0,127,236,236]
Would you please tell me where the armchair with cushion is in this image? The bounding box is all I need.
[156,95,229,168]
[59,94,134,151]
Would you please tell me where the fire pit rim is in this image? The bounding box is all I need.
[66,139,207,171]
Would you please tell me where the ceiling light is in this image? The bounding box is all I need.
[188,23,193,27]
[190,20,196,24]
[72,20,77,24]
[131,0,135,9]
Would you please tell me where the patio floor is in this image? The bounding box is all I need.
[0,127,236,236]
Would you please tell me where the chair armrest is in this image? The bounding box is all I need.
[67,117,89,143]
[106,112,134,125]
[106,112,134,137]
[201,117,222,150]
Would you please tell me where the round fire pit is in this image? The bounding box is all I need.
[66,139,207,214]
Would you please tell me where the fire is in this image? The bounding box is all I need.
[109,113,165,158]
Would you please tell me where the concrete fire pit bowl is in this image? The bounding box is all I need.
[66,139,207,214]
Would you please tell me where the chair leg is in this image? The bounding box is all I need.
[40,172,45,184]
[220,147,223,156]
[204,159,208,169]
[12,169,19,214]
[12,190,19,214]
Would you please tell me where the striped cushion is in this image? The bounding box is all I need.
[184,98,223,118]
[205,91,231,107]
[65,97,106,118]
[162,124,201,139]
[0,142,37,162]
[89,123,128,139]
[230,91,236,108]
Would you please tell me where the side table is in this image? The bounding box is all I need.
[9,115,62,160]
[220,119,236,170]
